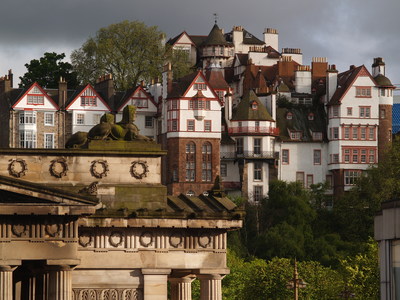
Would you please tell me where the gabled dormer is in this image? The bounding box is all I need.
[13,82,59,110]
[116,86,157,112]
[65,84,111,111]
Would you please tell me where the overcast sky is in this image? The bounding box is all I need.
[1,0,399,86]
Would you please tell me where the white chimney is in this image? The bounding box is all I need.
[263,28,278,51]
[326,65,338,103]
[294,65,312,94]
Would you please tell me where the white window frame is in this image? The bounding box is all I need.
[19,111,37,125]
[19,130,37,148]
[44,112,54,126]
[44,133,54,149]
[76,114,85,125]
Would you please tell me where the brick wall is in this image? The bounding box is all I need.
[166,137,220,196]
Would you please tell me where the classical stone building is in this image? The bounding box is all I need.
[0,106,243,300]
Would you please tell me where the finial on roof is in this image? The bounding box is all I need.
[213,13,218,24]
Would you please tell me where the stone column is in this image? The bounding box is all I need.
[47,265,72,300]
[198,274,223,300]
[169,276,195,300]
[0,266,15,300]
[142,269,171,300]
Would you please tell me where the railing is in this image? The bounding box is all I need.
[228,126,280,136]
[220,151,278,159]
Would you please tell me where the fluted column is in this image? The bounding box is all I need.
[0,266,15,300]
[47,265,72,300]
[142,269,171,300]
[169,276,195,300]
[198,274,223,300]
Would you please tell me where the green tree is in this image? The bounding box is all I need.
[257,181,316,260]
[71,20,166,90]
[19,52,78,89]
[334,138,400,244]
[222,253,344,300]
[165,45,194,80]
[339,239,379,299]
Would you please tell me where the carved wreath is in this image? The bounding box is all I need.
[109,231,124,247]
[49,158,68,178]
[78,231,93,247]
[8,158,27,178]
[130,161,149,179]
[90,160,109,179]
[45,224,61,237]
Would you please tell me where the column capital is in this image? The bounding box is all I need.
[197,274,224,280]
[46,259,80,267]
[0,265,17,272]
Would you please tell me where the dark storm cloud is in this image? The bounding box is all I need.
[0,0,399,83]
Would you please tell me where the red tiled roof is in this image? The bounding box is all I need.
[205,68,230,90]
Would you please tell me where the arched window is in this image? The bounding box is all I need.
[186,142,196,182]
[202,142,212,182]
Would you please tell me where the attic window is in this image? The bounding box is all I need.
[245,33,253,39]
[290,131,302,140]
[194,83,207,90]
[286,112,293,120]
[312,132,323,141]
[251,101,258,110]
[308,113,314,120]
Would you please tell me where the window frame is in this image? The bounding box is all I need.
[253,161,262,181]
[44,133,54,149]
[282,149,289,164]
[44,112,54,126]
[313,149,321,165]
[76,113,85,125]
[145,116,154,128]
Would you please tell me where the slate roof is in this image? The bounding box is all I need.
[166,32,185,46]
[374,74,394,87]
[393,103,400,134]
[276,105,327,142]
[189,35,207,47]
[166,193,243,220]
[231,90,274,121]
[225,28,265,45]
[63,85,87,108]
[202,24,231,46]
[236,54,249,66]
[168,71,199,98]
[328,66,364,105]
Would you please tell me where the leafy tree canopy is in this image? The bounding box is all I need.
[19,52,78,89]
[71,20,165,90]
[71,20,194,90]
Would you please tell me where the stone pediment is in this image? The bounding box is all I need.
[0,175,97,215]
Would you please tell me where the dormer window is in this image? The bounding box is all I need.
[286,112,293,120]
[290,131,302,140]
[312,131,323,141]
[251,101,258,110]
[308,113,314,121]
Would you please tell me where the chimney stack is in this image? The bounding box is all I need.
[372,57,385,77]
[95,73,115,110]
[58,76,67,108]
[263,28,278,51]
